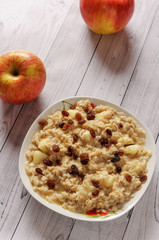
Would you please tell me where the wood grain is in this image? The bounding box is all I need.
[0,0,74,149]
[121,4,159,138]
[77,0,159,104]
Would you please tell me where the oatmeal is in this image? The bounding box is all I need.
[25,100,152,213]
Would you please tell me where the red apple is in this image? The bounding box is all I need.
[0,50,46,104]
[80,0,135,34]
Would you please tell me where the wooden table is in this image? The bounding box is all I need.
[0,0,159,239]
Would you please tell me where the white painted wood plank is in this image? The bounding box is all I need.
[67,214,131,240]
[0,0,74,60]
[121,5,159,138]
[0,0,74,153]
[10,198,75,240]
[0,103,21,148]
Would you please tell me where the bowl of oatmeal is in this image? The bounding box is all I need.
[19,96,156,221]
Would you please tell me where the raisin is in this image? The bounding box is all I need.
[92,180,100,188]
[92,190,99,197]
[114,151,119,156]
[75,112,82,120]
[87,111,92,114]
[52,145,60,152]
[78,172,85,180]
[66,151,72,156]
[47,179,55,189]
[62,123,69,131]
[69,165,79,175]
[114,151,124,157]
[73,152,78,160]
[70,105,75,109]
[59,122,65,128]
[55,159,61,165]
[105,143,111,148]
[38,119,48,128]
[78,119,86,125]
[68,145,73,152]
[35,168,43,175]
[111,156,120,163]
[119,123,123,128]
[118,151,124,156]
[68,119,74,125]
[87,112,95,120]
[83,107,89,113]
[125,174,132,182]
[90,128,96,138]
[99,137,108,145]
[73,134,78,143]
[80,153,89,159]
[111,139,117,144]
[106,129,112,136]
[90,102,96,109]
[80,158,89,165]
[61,110,69,117]
[43,159,53,166]
[116,166,122,173]
[140,175,147,182]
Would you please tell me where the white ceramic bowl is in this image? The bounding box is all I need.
[19,96,156,221]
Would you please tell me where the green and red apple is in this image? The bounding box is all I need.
[80,0,135,34]
[0,50,46,104]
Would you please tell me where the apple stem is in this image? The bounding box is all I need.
[62,100,75,110]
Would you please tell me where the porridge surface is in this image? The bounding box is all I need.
[25,100,152,213]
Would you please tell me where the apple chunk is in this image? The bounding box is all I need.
[33,150,47,165]
[67,109,78,118]
[101,175,116,187]
[38,138,49,153]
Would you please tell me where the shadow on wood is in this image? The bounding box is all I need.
[1,95,45,147]
[87,28,133,75]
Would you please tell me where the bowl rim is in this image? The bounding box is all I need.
[19,96,156,221]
